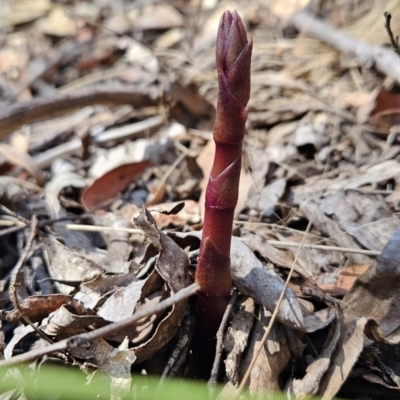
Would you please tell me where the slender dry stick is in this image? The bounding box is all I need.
[384,12,400,56]
[0,282,199,367]
[208,287,238,388]
[249,240,380,256]
[0,219,383,256]
[158,309,195,385]
[0,85,160,139]
[9,216,54,346]
[0,224,26,237]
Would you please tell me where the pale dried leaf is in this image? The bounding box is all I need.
[98,338,136,400]
[73,273,137,310]
[222,308,290,398]
[318,317,368,400]
[231,236,335,332]
[319,190,398,251]
[44,172,94,250]
[97,280,146,323]
[246,177,286,217]
[4,324,35,360]
[224,297,255,385]
[286,315,341,398]
[93,212,133,274]
[293,160,400,194]
[42,235,105,294]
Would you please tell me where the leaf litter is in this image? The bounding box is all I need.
[1,0,400,399]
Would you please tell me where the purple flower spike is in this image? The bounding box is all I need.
[195,10,252,356]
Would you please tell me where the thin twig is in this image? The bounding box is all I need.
[9,215,52,344]
[0,204,30,225]
[0,282,199,367]
[0,85,160,139]
[158,308,195,385]
[384,12,400,56]
[259,240,380,256]
[0,224,26,238]
[208,288,238,388]
[300,287,341,305]
[0,218,382,256]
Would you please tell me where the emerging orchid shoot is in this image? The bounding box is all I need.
[195,11,252,347]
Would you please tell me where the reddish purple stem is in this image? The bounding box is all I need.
[195,10,252,344]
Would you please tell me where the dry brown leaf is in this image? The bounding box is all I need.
[318,227,400,399]
[134,207,190,292]
[96,270,165,344]
[92,212,133,274]
[342,227,400,342]
[132,288,187,363]
[276,235,344,278]
[315,264,370,296]
[7,294,72,323]
[81,161,150,212]
[319,190,397,252]
[246,309,290,397]
[130,207,191,363]
[294,187,399,265]
[44,171,95,250]
[43,304,107,337]
[241,231,294,270]
[363,87,400,135]
[293,160,400,194]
